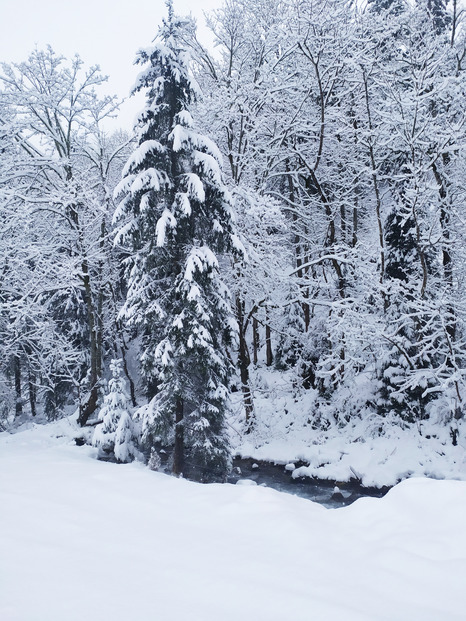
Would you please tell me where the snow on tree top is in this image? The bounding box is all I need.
[132,33,199,98]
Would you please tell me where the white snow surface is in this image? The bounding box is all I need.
[1,419,466,621]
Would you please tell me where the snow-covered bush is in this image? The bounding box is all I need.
[92,359,137,463]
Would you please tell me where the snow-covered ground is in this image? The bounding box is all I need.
[1,419,465,621]
[233,369,466,487]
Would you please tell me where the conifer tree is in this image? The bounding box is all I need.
[425,0,451,33]
[377,207,424,419]
[367,0,405,14]
[114,2,241,481]
[372,3,460,421]
[275,298,306,372]
[92,358,136,462]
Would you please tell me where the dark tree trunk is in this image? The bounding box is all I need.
[28,364,37,417]
[252,316,259,365]
[173,397,184,476]
[363,71,385,285]
[14,355,22,418]
[287,163,310,333]
[265,308,273,367]
[121,344,137,407]
[432,159,456,342]
[78,389,98,427]
[236,296,254,430]
[78,258,99,426]
[340,203,346,242]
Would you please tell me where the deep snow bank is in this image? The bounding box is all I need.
[1,421,465,621]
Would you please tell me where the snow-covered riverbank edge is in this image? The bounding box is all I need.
[235,424,466,488]
[231,369,466,489]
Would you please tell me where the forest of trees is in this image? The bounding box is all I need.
[1,0,465,480]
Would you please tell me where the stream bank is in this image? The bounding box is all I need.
[229,457,391,509]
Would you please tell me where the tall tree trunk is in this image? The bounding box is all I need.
[451,0,459,46]
[236,296,254,430]
[340,202,347,243]
[95,217,106,383]
[173,397,184,476]
[14,355,22,418]
[265,307,273,367]
[432,159,456,341]
[78,259,99,426]
[352,201,358,248]
[252,316,259,365]
[110,282,138,408]
[287,163,309,331]
[120,341,137,407]
[363,71,385,284]
[28,365,36,417]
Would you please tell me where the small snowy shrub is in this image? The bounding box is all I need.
[148,447,162,471]
[92,359,136,462]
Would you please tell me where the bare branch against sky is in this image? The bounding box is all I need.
[1,0,221,129]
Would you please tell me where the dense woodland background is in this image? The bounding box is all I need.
[1,0,465,480]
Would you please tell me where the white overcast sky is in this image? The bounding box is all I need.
[1,0,222,129]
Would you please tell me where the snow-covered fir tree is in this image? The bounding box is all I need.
[114,2,242,481]
[425,0,451,33]
[92,359,136,463]
[367,0,405,14]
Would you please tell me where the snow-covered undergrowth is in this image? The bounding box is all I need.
[232,369,466,488]
[1,419,466,621]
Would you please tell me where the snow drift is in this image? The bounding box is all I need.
[0,420,465,621]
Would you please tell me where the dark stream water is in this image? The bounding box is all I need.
[229,458,390,509]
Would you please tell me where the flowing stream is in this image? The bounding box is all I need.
[229,458,390,509]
